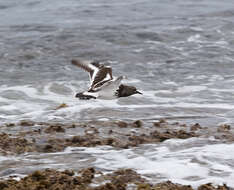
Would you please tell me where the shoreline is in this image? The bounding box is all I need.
[0,119,233,155]
[0,118,233,189]
[0,168,231,190]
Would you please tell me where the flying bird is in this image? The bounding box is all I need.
[71,59,142,100]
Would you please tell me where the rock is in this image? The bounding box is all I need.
[4,123,15,127]
[153,122,161,127]
[0,133,34,154]
[44,125,66,133]
[116,121,128,128]
[190,123,202,131]
[217,124,231,132]
[0,169,231,190]
[153,181,193,190]
[153,119,167,127]
[159,119,167,123]
[198,183,230,190]
[132,120,143,128]
[55,103,68,110]
[19,120,35,126]
[80,167,95,184]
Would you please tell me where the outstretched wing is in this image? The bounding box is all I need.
[91,67,113,89]
[71,59,100,87]
[97,76,124,98]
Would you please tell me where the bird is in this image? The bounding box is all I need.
[71,59,142,100]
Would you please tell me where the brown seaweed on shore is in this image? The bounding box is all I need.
[128,129,197,146]
[55,103,68,110]
[0,169,230,190]
[137,181,193,190]
[0,133,34,154]
[44,124,66,133]
[217,124,231,133]
[40,128,198,152]
[19,120,35,127]
[0,119,233,155]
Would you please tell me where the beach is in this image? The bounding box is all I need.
[0,0,234,189]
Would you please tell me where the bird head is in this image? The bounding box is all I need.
[117,84,142,97]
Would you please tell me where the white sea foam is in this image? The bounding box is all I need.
[163,81,178,86]
[0,174,27,181]
[0,83,118,123]
[0,156,10,162]
[66,139,234,188]
[0,134,233,188]
[185,75,208,80]
[215,40,228,45]
[133,48,144,53]
[0,80,234,124]
[4,139,219,186]
[187,34,201,42]
[176,86,207,93]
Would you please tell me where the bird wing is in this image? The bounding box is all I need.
[71,59,100,87]
[91,67,113,89]
[98,76,123,91]
[97,76,123,97]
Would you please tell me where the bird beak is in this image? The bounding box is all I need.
[136,90,143,95]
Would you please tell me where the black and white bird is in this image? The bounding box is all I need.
[71,59,142,100]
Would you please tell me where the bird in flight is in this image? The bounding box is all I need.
[71,59,142,100]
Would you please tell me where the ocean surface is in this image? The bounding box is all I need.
[0,0,234,188]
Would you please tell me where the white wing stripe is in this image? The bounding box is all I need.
[83,61,100,88]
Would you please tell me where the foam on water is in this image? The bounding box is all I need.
[1,78,234,124]
[1,1,234,189]
[0,138,233,188]
[68,139,234,188]
[0,82,120,123]
[187,34,201,43]
[176,86,207,93]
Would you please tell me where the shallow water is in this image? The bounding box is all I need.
[0,0,234,188]
[0,138,234,188]
[1,0,234,125]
